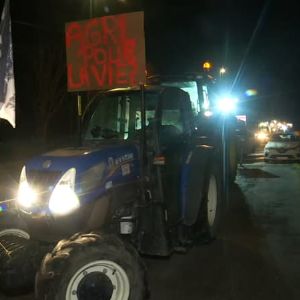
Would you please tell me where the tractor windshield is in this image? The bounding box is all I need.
[84,91,159,141]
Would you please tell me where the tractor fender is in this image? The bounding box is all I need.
[181,148,212,226]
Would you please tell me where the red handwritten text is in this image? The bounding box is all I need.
[65,12,145,91]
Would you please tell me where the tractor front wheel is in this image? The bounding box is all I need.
[35,233,148,300]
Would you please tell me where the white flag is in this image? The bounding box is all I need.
[0,0,15,128]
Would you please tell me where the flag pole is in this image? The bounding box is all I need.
[77,93,82,146]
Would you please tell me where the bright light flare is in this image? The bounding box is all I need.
[219,67,226,75]
[49,168,80,216]
[255,131,269,141]
[204,111,213,117]
[18,181,38,208]
[203,61,212,71]
[245,89,257,96]
[49,185,79,216]
[17,166,38,208]
[216,96,238,114]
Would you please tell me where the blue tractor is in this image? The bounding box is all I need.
[0,85,223,299]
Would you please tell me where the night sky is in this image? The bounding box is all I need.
[1,0,300,134]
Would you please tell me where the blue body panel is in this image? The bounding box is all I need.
[24,142,140,214]
[23,140,210,224]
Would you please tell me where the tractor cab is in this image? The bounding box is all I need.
[82,86,210,238]
[81,85,215,256]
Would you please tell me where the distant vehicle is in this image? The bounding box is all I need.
[254,130,270,144]
[264,133,300,162]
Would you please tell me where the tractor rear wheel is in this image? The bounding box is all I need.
[196,163,223,243]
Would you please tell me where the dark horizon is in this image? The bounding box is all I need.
[1,0,300,134]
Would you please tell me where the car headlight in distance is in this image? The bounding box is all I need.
[255,132,268,141]
[49,168,80,216]
[17,166,38,208]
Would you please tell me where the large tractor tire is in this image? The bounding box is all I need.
[36,233,148,300]
[196,163,223,242]
[0,213,49,295]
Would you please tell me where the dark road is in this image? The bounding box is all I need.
[146,161,300,300]
[1,161,300,300]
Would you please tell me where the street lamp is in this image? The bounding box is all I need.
[219,67,226,76]
[203,61,212,72]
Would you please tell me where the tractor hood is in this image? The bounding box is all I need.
[25,143,139,175]
[23,142,140,206]
[17,142,140,236]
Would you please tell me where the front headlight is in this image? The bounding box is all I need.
[49,168,80,216]
[17,166,38,208]
[255,132,268,141]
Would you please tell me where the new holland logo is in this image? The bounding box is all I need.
[42,160,52,169]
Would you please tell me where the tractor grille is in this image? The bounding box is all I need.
[0,235,29,264]
[27,170,62,190]
[27,170,62,202]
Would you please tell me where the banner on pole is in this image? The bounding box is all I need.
[0,0,15,128]
[66,11,146,92]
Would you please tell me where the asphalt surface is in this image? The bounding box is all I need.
[146,160,300,300]
[1,157,300,299]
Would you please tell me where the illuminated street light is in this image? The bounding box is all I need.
[203,61,212,72]
[219,67,226,75]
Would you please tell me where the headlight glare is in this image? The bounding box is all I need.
[49,168,79,216]
[17,166,37,208]
[216,96,238,114]
[255,132,268,141]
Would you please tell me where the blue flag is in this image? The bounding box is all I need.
[0,0,15,128]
